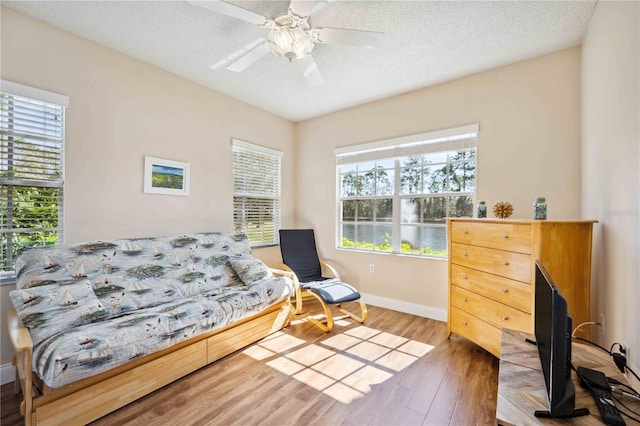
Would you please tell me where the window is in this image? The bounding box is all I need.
[336,124,477,257]
[232,139,282,247]
[1,81,68,274]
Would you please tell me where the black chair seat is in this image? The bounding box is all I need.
[279,229,368,331]
[299,275,329,284]
[304,279,361,304]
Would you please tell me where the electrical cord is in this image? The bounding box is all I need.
[611,386,640,401]
[625,364,640,384]
[611,342,625,354]
[571,335,640,380]
[572,336,612,355]
[607,342,640,384]
[569,299,640,393]
[571,334,640,414]
[572,321,600,339]
[609,378,640,398]
[575,365,640,423]
[608,343,640,385]
[610,393,640,423]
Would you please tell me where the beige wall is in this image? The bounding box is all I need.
[295,47,582,314]
[6,4,630,380]
[581,1,639,377]
[0,7,295,367]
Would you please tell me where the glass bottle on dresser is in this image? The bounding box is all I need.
[533,197,547,220]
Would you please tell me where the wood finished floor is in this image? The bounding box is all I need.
[0,305,498,426]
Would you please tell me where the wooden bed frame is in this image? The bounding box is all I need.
[8,299,291,426]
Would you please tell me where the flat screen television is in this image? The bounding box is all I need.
[534,261,587,418]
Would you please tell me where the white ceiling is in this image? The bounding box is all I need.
[3,0,596,122]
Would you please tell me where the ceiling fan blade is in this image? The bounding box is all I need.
[298,55,323,87]
[227,42,271,72]
[186,0,267,25]
[315,27,384,48]
[288,0,315,18]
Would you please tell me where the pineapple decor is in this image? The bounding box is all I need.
[493,201,514,219]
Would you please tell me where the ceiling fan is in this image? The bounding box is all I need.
[187,0,384,86]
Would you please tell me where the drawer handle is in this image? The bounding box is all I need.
[502,234,509,239]
[501,288,509,294]
[502,316,509,321]
[462,275,468,280]
[463,230,468,235]
[463,298,468,303]
[502,261,509,267]
[463,253,468,257]
[462,321,468,326]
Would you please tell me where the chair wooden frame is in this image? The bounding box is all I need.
[279,261,368,332]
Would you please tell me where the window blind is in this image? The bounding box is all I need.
[335,124,478,165]
[232,139,282,247]
[1,81,67,273]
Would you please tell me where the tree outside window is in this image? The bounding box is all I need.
[337,130,476,258]
[1,89,66,274]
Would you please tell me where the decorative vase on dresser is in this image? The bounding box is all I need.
[446,218,597,358]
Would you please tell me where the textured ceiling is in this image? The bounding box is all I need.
[3,0,596,122]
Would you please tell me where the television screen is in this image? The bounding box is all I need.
[534,261,577,417]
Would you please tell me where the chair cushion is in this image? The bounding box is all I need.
[305,279,361,304]
[300,275,329,284]
[279,229,323,282]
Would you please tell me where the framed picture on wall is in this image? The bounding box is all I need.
[144,156,190,196]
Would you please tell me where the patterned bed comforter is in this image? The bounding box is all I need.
[10,232,293,389]
[32,277,291,389]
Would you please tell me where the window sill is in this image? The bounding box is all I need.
[251,243,279,250]
[0,272,17,287]
[336,247,448,261]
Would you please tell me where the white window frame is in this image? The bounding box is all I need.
[1,80,69,279]
[232,139,282,247]
[335,124,478,258]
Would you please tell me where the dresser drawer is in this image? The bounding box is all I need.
[451,221,532,254]
[450,242,531,283]
[450,306,502,357]
[450,264,532,313]
[451,286,532,333]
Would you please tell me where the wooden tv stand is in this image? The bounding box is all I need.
[497,329,640,425]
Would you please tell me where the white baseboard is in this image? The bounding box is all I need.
[361,293,447,322]
[1,362,14,385]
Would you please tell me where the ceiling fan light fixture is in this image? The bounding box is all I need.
[267,26,314,62]
[192,0,384,87]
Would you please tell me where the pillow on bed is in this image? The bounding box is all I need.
[10,280,109,346]
[229,257,272,285]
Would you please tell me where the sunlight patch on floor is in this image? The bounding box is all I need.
[285,344,335,366]
[344,326,381,340]
[258,332,306,353]
[242,323,436,404]
[313,353,366,381]
[398,339,434,357]
[321,333,363,351]
[369,331,409,349]
[323,381,366,404]
[293,368,335,391]
[375,350,420,371]
[242,344,275,361]
[345,340,391,361]
[266,356,306,376]
[341,364,394,393]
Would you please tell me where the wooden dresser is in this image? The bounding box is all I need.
[447,218,597,358]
